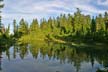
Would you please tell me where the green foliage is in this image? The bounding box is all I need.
[18,18,28,36]
[91,17,96,33]
[30,19,39,32]
[11,8,108,43]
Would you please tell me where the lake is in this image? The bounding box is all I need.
[0,41,108,72]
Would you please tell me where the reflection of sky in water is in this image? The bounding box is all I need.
[1,46,104,72]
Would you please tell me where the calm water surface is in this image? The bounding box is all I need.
[0,42,108,72]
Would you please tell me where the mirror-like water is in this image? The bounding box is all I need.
[0,41,108,72]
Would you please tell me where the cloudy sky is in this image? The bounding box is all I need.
[1,0,108,29]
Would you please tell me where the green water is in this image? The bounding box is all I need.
[0,41,108,72]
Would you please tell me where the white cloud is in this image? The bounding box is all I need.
[2,0,73,21]
[97,0,108,6]
[1,0,108,25]
[74,4,106,14]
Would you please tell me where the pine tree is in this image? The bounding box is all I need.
[40,18,48,34]
[74,8,83,36]
[18,19,28,36]
[104,12,108,32]
[91,17,96,33]
[5,24,10,38]
[67,14,74,34]
[30,19,39,32]
[13,19,19,38]
[13,20,17,34]
[96,14,105,31]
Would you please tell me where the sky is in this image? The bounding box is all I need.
[0,0,108,31]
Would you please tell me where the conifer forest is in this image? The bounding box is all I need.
[1,8,108,45]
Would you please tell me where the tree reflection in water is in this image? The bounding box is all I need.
[0,44,11,71]
[0,41,108,72]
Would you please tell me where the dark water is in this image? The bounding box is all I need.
[0,42,108,72]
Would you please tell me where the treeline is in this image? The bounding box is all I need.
[12,8,108,43]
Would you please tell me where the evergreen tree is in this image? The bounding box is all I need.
[13,19,17,34]
[91,17,96,33]
[67,14,74,34]
[74,8,82,35]
[104,12,108,32]
[40,18,48,34]
[96,14,105,31]
[30,19,39,33]
[13,19,19,38]
[18,19,28,36]
[5,24,10,38]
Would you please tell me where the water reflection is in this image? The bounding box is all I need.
[0,41,108,72]
[0,44,10,71]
